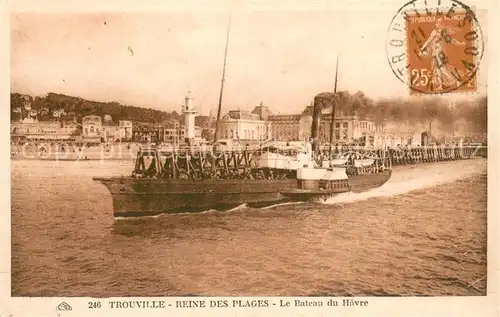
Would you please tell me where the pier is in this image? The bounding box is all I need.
[132,144,487,180]
[314,144,487,167]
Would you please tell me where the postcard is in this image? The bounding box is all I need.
[1,0,498,316]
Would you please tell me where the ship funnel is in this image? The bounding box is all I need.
[311,92,337,151]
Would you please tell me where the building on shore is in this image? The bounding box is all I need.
[102,124,120,142]
[216,109,271,141]
[162,119,184,144]
[119,120,133,140]
[264,103,377,144]
[11,115,131,144]
[11,118,81,142]
[250,102,273,121]
[266,114,312,142]
[132,122,162,143]
[372,131,422,148]
[83,115,134,143]
[102,119,134,142]
[82,115,103,143]
[213,101,379,144]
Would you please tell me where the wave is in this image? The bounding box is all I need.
[258,201,306,210]
[323,159,487,205]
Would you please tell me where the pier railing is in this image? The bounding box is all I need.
[131,144,487,179]
[313,144,487,167]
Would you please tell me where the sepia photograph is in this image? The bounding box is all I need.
[8,0,491,305]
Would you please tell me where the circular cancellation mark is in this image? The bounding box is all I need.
[386,0,484,95]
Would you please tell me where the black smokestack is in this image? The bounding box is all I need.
[311,92,336,151]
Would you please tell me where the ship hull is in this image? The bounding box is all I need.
[93,178,296,217]
[348,169,392,193]
[94,170,392,217]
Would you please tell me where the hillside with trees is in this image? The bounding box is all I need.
[10,92,183,123]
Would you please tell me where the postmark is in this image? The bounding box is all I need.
[386,0,484,94]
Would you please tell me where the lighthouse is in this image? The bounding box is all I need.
[183,92,197,145]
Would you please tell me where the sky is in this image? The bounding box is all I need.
[10,2,489,115]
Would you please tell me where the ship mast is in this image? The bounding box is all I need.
[212,17,231,147]
[329,55,339,155]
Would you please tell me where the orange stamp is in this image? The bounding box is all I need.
[386,0,484,95]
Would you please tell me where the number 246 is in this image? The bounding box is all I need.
[88,301,102,309]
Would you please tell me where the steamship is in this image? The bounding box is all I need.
[94,92,392,217]
[93,20,392,217]
[93,145,392,217]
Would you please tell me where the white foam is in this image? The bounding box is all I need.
[323,159,486,205]
[259,201,305,210]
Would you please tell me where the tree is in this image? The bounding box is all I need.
[10,92,182,124]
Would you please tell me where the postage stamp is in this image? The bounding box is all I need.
[386,0,484,94]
